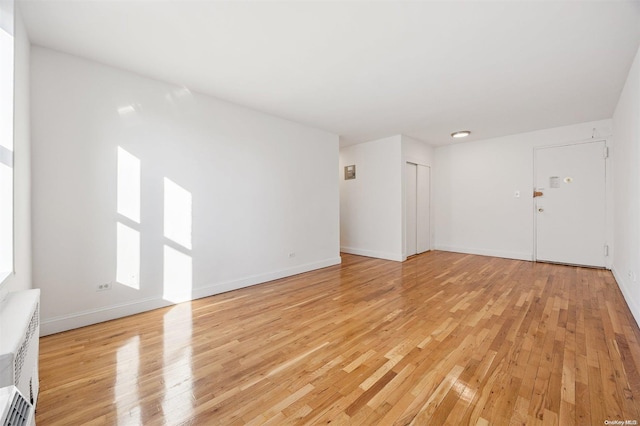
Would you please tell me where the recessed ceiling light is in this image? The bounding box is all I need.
[451,130,471,138]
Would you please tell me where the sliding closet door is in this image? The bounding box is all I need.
[416,164,430,253]
[406,162,430,258]
[406,163,418,257]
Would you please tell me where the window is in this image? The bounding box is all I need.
[0,0,14,284]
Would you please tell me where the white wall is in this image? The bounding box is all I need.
[2,6,31,295]
[402,135,434,167]
[31,47,340,335]
[401,135,434,258]
[339,134,435,262]
[434,119,612,261]
[612,46,640,326]
[339,136,403,261]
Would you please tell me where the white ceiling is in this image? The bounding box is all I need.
[19,1,640,146]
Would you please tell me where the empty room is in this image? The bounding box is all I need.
[1,0,640,425]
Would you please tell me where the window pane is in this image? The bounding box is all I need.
[0,0,14,278]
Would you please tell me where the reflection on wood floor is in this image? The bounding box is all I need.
[37,251,640,425]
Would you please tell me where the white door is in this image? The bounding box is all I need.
[534,141,606,267]
[406,163,431,257]
[416,165,430,253]
[406,163,417,256]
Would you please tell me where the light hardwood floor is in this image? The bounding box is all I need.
[36,252,640,425]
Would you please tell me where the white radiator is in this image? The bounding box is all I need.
[0,289,40,409]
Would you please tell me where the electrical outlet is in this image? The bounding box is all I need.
[97,282,112,292]
[289,252,296,258]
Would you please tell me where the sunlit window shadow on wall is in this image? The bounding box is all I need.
[117,146,141,223]
[162,305,194,423]
[164,178,192,250]
[163,178,193,303]
[116,146,141,289]
[163,246,192,303]
[117,222,140,289]
[115,336,142,424]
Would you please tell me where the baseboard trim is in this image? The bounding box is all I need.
[189,257,342,300]
[434,245,533,262]
[40,256,342,336]
[340,247,403,262]
[39,297,171,336]
[611,266,640,328]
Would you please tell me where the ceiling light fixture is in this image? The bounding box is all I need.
[451,130,471,138]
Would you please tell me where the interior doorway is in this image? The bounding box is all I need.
[406,162,430,257]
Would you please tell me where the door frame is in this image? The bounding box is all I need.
[532,138,611,268]
[406,162,418,257]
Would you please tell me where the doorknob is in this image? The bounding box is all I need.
[538,208,544,212]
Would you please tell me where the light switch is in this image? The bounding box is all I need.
[514,190,520,198]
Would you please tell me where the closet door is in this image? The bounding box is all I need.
[406,163,417,257]
[416,164,430,254]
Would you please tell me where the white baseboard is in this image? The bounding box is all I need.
[434,245,533,261]
[40,256,342,336]
[40,296,173,336]
[340,246,403,262]
[611,266,640,328]
[189,257,342,300]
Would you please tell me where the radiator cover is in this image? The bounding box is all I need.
[0,289,40,409]
[0,385,35,426]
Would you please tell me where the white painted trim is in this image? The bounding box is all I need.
[434,245,533,261]
[611,266,640,328]
[189,257,342,300]
[535,137,609,150]
[404,157,430,167]
[40,295,173,336]
[340,246,403,262]
[40,256,342,336]
[0,272,10,303]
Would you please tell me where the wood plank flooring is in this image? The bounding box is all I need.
[36,251,640,425]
